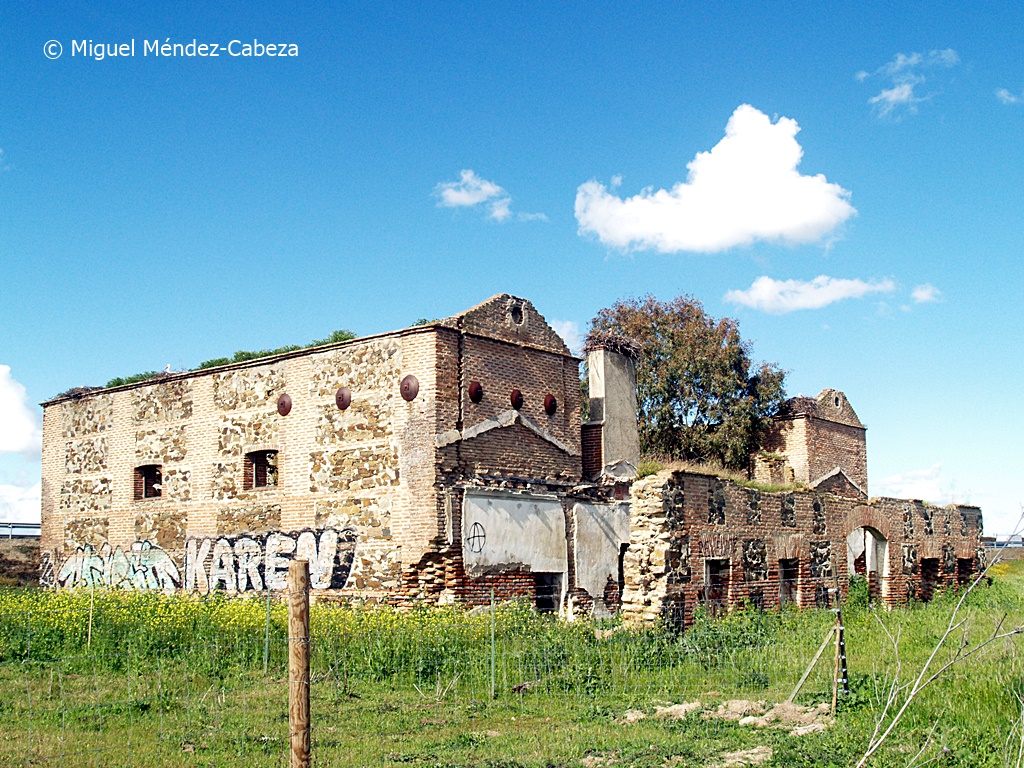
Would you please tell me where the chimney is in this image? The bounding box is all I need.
[584,338,640,481]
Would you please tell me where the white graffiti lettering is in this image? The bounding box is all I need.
[56,528,355,595]
[57,541,181,594]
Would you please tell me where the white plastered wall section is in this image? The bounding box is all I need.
[573,502,630,617]
[586,349,640,480]
[461,490,567,580]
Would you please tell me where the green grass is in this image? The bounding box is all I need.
[100,329,358,388]
[2,564,1023,766]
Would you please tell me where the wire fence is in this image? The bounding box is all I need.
[0,587,842,767]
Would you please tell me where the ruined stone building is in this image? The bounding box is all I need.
[753,389,868,497]
[40,294,984,625]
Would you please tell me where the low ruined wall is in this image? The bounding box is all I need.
[621,469,983,628]
[989,546,1024,561]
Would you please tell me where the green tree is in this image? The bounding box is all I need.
[588,295,786,470]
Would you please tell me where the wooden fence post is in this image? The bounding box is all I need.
[289,559,311,768]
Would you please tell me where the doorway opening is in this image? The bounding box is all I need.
[704,559,730,617]
[779,558,799,607]
[956,557,975,586]
[920,558,940,602]
[847,526,888,602]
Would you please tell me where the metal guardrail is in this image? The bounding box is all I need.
[3,523,40,539]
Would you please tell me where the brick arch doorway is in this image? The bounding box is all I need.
[846,526,888,602]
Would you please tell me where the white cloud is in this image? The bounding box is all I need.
[434,169,544,223]
[869,82,925,117]
[0,366,41,454]
[724,275,896,314]
[550,320,582,355]
[911,283,941,303]
[859,49,959,118]
[875,464,945,503]
[574,104,855,253]
[0,482,40,524]
[997,88,1022,105]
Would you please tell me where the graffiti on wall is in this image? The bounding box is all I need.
[185,528,356,593]
[57,540,181,593]
[53,527,357,595]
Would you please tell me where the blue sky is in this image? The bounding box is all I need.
[1,2,1021,533]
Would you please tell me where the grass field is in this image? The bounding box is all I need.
[1,562,1023,767]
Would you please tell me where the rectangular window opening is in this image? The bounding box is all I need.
[533,572,562,614]
[135,465,162,500]
[245,450,279,489]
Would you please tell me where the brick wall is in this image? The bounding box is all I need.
[621,469,983,627]
[806,419,867,492]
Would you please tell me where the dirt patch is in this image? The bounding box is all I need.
[700,699,831,736]
[0,539,39,587]
[654,701,703,720]
[620,709,646,724]
[702,700,767,721]
[715,746,773,767]
[581,754,618,767]
[737,701,832,734]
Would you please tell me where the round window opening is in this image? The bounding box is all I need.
[510,305,524,325]
[834,396,841,408]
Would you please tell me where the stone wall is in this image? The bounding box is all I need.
[41,331,423,600]
[621,469,983,628]
[40,295,586,608]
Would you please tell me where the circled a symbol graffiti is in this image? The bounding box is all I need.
[467,522,486,553]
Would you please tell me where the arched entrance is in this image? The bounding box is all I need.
[846,526,888,601]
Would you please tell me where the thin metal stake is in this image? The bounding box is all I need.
[263,586,272,677]
[87,583,95,651]
[490,589,496,700]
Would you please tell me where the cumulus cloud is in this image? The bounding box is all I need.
[997,88,1023,105]
[724,275,896,314]
[858,49,959,118]
[0,366,41,454]
[574,105,855,253]
[0,482,40,524]
[434,170,545,222]
[911,283,942,303]
[550,320,582,355]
